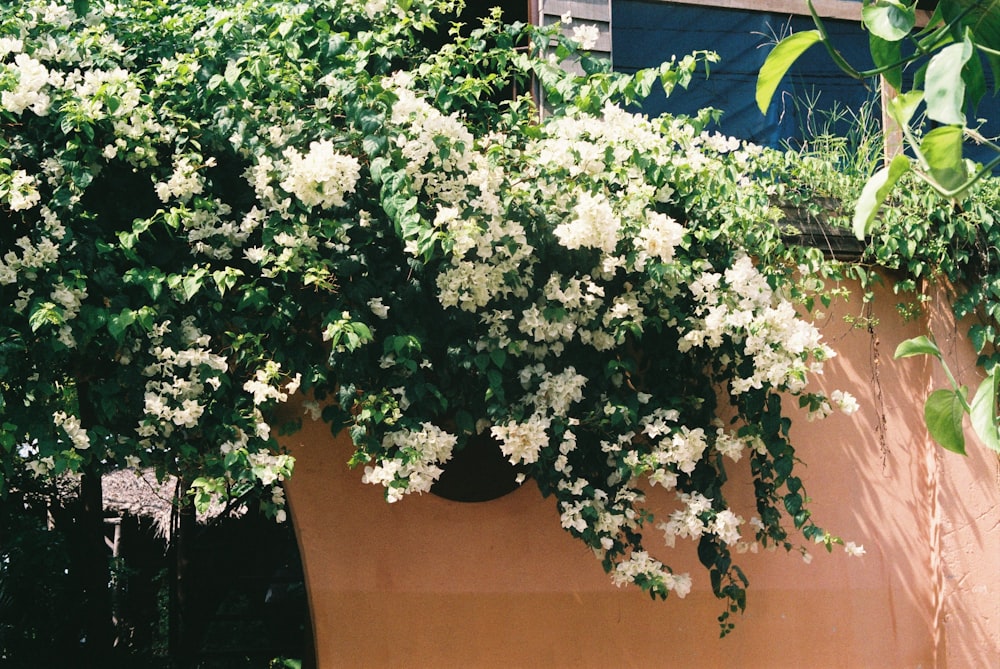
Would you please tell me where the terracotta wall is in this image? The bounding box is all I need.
[280,279,1000,668]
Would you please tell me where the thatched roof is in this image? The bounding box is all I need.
[102,469,241,540]
[102,468,177,538]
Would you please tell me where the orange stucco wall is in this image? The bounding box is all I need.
[280,278,1000,668]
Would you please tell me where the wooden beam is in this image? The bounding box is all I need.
[649,0,932,25]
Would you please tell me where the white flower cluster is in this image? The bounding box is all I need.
[634,211,684,270]
[491,415,552,465]
[529,366,588,416]
[680,255,834,395]
[53,410,91,450]
[279,139,361,210]
[554,192,621,255]
[713,427,765,463]
[387,75,476,202]
[571,24,600,51]
[248,450,294,486]
[155,153,208,203]
[558,481,644,552]
[137,319,228,447]
[657,491,744,549]
[242,360,301,406]
[1,52,52,116]
[632,422,708,485]
[435,215,536,312]
[181,200,259,260]
[611,551,692,599]
[6,169,42,211]
[806,388,861,421]
[362,422,457,502]
[0,232,60,285]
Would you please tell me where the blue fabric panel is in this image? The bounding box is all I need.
[612,2,876,148]
[612,1,1000,168]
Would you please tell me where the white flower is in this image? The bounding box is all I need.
[26,457,55,477]
[2,53,51,116]
[664,571,692,598]
[367,297,390,319]
[280,139,361,209]
[572,24,600,51]
[831,390,860,414]
[636,211,684,267]
[0,37,23,58]
[560,11,572,24]
[709,509,743,546]
[361,423,457,501]
[611,551,667,589]
[714,429,745,462]
[844,541,866,557]
[491,415,551,465]
[8,170,41,211]
[154,154,205,203]
[365,0,388,20]
[54,411,91,450]
[554,192,621,255]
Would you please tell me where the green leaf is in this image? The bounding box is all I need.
[870,34,903,90]
[224,59,241,86]
[28,302,64,332]
[783,492,802,515]
[886,90,924,129]
[362,134,387,157]
[894,335,942,360]
[970,371,1000,453]
[489,348,506,369]
[969,324,994,353]
[107,308,135,343]
[941,0,1000,53]
[924,388,967,455]
[925,38,973,125]
[852,154,911,238]
[862,1,916,42]
[756,30,823,114]
[921,125,968,193]
[960,35,987,113]
[212,268,243,296]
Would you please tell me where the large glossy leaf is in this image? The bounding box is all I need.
[756,30,822,114]
[961,39,987,114]
[886,90,924,128]
[970,371,1000,453]
[942,0,1000,91]
[852,154,911,238]
[924,388,967,455]
[870,34,903,90]
[921,125,969,193]
[894,335,943,360]
[941,0,1000,50]
[925,37,972,125]
[862,1,916,42]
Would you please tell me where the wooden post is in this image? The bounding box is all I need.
[881,75,904,164]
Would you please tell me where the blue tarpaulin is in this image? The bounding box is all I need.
[612,1,998,164]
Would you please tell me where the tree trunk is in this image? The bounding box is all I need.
[71,380,116,664]
[169,477,199,665]
[73,467,116,663]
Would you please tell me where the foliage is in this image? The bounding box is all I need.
[0,483,83,663]
[0,0,864,636]
[758,0,1000,457]
[758,0,1000,236]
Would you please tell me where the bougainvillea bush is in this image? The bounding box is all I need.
[0,0,862,635]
